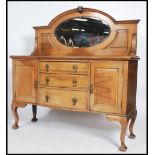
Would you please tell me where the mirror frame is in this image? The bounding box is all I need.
[54,16,111,48]
[48,9,116,50]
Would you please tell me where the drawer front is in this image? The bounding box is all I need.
[39,73,88,89]
[39,61,89,74]
[39,88,88,111]
[16,60,37,66]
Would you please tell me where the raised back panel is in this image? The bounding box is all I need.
[109,29,128,49]
[32,7,139,57]
[41,33,54,50]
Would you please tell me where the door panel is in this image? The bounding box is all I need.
[15,60,38,103]
[90,61,123,114]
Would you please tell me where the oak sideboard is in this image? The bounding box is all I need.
[10,6,140,152]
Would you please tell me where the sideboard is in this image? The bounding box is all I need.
[10,6,140,151]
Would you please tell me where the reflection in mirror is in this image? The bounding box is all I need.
[54,17,111,48]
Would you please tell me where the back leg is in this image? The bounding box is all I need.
[31,105,38,122]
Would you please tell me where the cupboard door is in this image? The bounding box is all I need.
[90,61,123,114]
[15,60,38,103]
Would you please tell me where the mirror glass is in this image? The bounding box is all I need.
[54,17,111,48]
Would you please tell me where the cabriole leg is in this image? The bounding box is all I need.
[119,117,128,152]
[31,105,38,122]
[105,115,129,152]
[11,101,19,129]
[129,110,137,139]
[11,101,27,129]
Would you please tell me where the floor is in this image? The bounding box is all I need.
[8,96,146,154]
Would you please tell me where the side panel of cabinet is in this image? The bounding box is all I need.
[90,61,123,114]
[14,60,38,103]
[126,60,138,113]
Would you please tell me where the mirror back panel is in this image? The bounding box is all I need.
[32,7,139,56]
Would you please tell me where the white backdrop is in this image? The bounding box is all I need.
[8,1,147,154]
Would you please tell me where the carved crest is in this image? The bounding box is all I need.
[77,6,83,13]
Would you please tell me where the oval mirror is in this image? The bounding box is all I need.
[54,17,111,48]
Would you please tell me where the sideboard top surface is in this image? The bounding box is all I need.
[10,55,140,60]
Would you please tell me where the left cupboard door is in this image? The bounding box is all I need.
[14,60,38,103]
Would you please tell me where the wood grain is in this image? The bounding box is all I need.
[90,61,123,114]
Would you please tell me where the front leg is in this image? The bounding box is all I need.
[128,110,137,139]
[11,100,27,129]
[11,101,19,129]
[106,115,129,152]
[31,105,38,122]
[119,117,128,151]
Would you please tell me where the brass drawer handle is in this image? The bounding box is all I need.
[72,64,78,72]
[45,95,49,102]
[45,77,50,85]
[90,84,93,94]
[45,64,49,71]
[72,79,77,87]
[72,97,78,105]
[34,80,38,88]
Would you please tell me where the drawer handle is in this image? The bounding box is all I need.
[90,84,93,94]
[72,64,78,72]
[45,64,49,71]
[72,79,77,87]
[34,80,38,88]
[45,77,50,85]
[72,97,78,105]
[45,95,49,102]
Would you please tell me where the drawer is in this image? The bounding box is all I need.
[39,88,88,111]
[16,60,37,66]
[39,73,88,89]
[39,61,89,74]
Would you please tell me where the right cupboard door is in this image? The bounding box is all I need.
[90,61,123,114]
